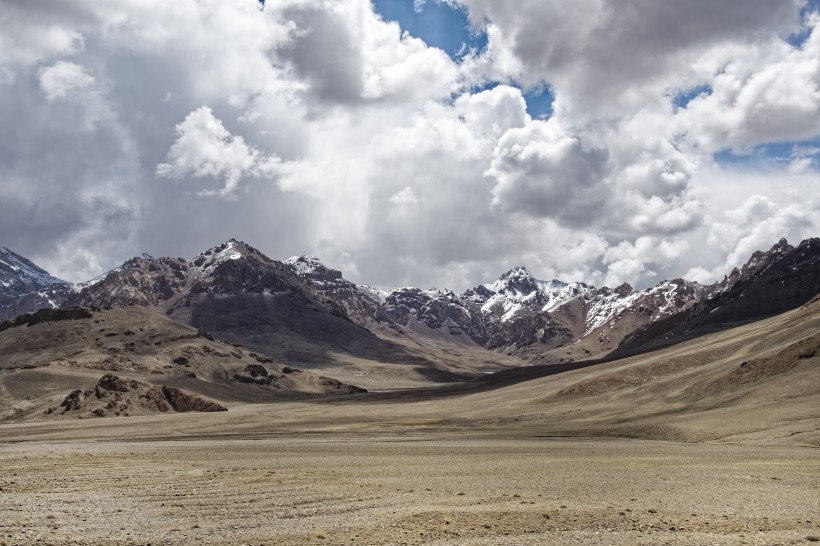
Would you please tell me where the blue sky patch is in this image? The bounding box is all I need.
[672,85,712,110]
[372,0,487,59]
[787,0,820,47]
[715,136,820,169]
[523,86,555,119]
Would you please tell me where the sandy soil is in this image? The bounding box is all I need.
[0,434,818,545]
[1,290,818,545]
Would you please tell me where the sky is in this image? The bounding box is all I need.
[1,0,819,292]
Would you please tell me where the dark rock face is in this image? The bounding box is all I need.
[242,364,269,378]
[0,283,75,322]
[682,238,820,328]
[0,307,94,333]
[64,256,189,309]
[283,255,393,333]
[285,256,343,283]
[186,252,295,296]
[318,376,368,394]
[60,389,86,411]
[63,240,403,361]
[712,237,795,294]
[96,373,139,393]
[233,364,275,385]
[53,374,227,417]
[286,241,819,359]
[486,314,574,351]
[141,386,171,412]
[161,386,227,412]
[381,288,481,332]
[615,238,820,356]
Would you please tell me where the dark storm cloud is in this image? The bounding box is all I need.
[278,3,365,105]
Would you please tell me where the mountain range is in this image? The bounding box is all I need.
[0,236,818,424]
[2,237,819,367]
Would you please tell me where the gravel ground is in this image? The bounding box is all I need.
[1,434,818,545]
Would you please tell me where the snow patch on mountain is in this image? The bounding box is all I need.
[284,255,324,276]
[189,239,248,278]
[0,247,66,289]
[73,268,119,292]
[284,255,346,287]
[0,247,73,318]
[582,279,702,336]
[465,266,592,322]
[583,289,642,335]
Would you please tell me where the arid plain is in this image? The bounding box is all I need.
[1,297,818,545]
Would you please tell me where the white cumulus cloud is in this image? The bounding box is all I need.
[38,60,95,101]
[156,106,283,198]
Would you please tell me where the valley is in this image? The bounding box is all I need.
[0,238,818,545]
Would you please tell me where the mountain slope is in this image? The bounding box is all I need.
[3,236,817,378]
[62,240,390,353]
[281,240,818,364]
[0,247,66,304]
[0,247,72,321]
[286,257,707,361]
[63,241,506,388]
[460,293,820,445]
[0,306,368,422]
[305,294,819,446]
[613,237,820,356]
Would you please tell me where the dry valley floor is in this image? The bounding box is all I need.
[1,435,818,545]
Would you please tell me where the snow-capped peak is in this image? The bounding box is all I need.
[73,268,118,292]
[0,247,66,292]
[499,265,533,281]
[284,254,346,286]
[284,255,325,276]
[464,267,591,322]
[190,239,255,274]
[581,278,702,336]
[378,286,449,300]
[0,247,70,308]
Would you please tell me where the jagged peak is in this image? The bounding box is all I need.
[285,254,322,263]
[486,266,539,294]
[491,267,573,290]
[284,255,348,285]
[380,286,448,298]
[769,237,792,254]
[284,255,325,270]
[660,278,698,288]
[614,282,633,297]
[499,265,533,281]
[0,246,67,287]
[191,239,265,268]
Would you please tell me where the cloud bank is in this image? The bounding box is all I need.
[0,0,818,290]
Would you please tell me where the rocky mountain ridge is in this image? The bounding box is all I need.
[0,247,66,302]
[283,238,817,360]
[1,237,818,364]
[0,247,73,321]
